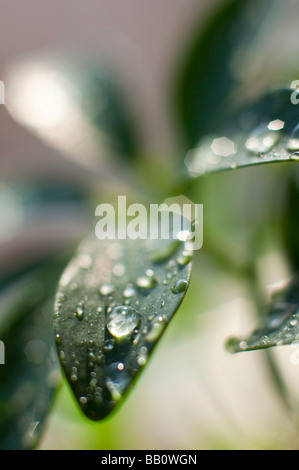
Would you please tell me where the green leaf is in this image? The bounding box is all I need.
[174,0,273,148]
[283,175,299,271]
[0,181,88,292]
[4,55,138,168]
[226,275,299,353]
[54,236,192,421]
[184,88,299,178]
[0,260,65,450]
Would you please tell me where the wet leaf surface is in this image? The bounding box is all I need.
[185,89,299,177]
[54,236,193,421]
[227,275,299,353]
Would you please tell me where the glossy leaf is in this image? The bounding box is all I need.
[54,236,193,421]
[185,88,299,178]
[0,260,65,450]
[174,0,273,148]
[226,275,299,353]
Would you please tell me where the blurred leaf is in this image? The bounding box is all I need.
[226,275,299,353]
[0,259,66,450]
[184,88,299,178]
[83,66,138,160]
[283,175,299,271]
[174,0,273,148]
[4,55,138,171]
[0,180,89,291]
[54,235,192,421]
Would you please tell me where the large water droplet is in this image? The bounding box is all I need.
[107,306,141,338]
[245,121,283,155]
[171,279,188,294]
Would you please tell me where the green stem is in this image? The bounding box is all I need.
[249,260,297,423]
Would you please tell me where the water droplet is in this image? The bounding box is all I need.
[106,363,131,401]
[132,332,141,346]
[104,339,115,352]
[89,378,97,388]
[79,396,88,405]
[75,300,85,321]
[239,341,248,350]
[261,335,270,345]
[171,279,188,294]
[107,306,141,338]
[59,350,65,361]
[99,283,115,297]
[177,250,192,266]
[145,316,167,342]
[137,354,147,366]
[136,272,157,290]
[245,122,282,155]
[123,286,136,298]
[286,123,299,152]
[268,119,285,131]
[55,334,62,345]
[137,346,148,366]
[211,137,237,157]
[148,312,156,321]
[94,393,102,405]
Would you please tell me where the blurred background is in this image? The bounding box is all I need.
[1,0,299,450]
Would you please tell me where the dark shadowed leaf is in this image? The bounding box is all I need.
[174,0,273,148]
[226,275,299,353]
[184,89,299,178]
[0,180,88,292]
[54,236,193,421]
[0,260,65,450]
[283,175,299,271]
